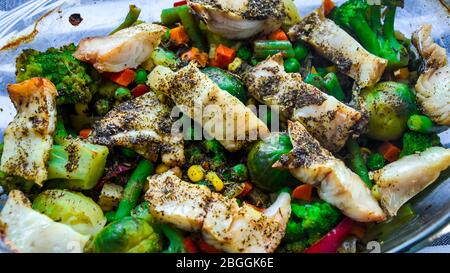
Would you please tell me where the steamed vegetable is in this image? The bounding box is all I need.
[109,4,141,35]
[361,82,417,141]
[399,131,441,158]
[32,189,106,236]
[16,44,98,105]
[247,133,294,192]
[282,202,341,253]
[92,216,162,253]
[367,153,385,171]
[347,139,372,188]
[161,224,187,253]
[304,217,353,253]
[202,67,248,102]
[330,0,409,70]
[407,114,434,134]
[254,40,295,59]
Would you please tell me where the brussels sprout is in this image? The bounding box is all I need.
[361,82,417,141]
[131,201,155,225]
[92,216,162,253]
[32,189,106,236]
[202,67,248,103]
[247,133,295,192]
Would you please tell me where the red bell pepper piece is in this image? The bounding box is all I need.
[197,239,222,253]
[131,84,149,98]
[183,237,199,253]
[304,217,353,253]
[174,1,187,7]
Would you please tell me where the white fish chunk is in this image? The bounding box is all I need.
[0,190,89,253]
[74,23,166,72]
[148,64,269,152]
[373,147,450,216]
[289,12,387,88]
[412,25,450,126]
[273,121,385,222]
[245,54,363,152]
[0,78,57,185]
[145,171,291,253]
[188,0,285,40]
[88,91,184,166]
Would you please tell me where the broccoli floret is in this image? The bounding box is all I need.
[367,152,385,171]
[330,0,408,70]
[16,44,99,105]
[282,202,341,252]
[399,131,441,158]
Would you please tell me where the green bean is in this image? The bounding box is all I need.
[115,159,154,220]
[254,40,295,59]
[161,7,180,26]
[304,73,326,92]
[347,139,373,188]
[177,5,207,51]
[323,73,346,102]
[109,5,141,35]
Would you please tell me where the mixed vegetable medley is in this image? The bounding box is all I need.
[0,0,449,253]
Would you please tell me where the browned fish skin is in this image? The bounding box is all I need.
[88,91,184,166]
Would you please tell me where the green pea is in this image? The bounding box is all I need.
[94,99,111,116]
[284,58,301,73]
[237,46,252,62]
[135,69,148,85]
[294,42,308,61]
[114,87,132,101]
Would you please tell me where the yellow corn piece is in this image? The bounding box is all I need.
[206,171,224,192]
[187,165,205,182]
[155,163,170,174]
[310,66,318,74]
[371,184,381,201]
[228,57,243,72]
[325,65,337,73]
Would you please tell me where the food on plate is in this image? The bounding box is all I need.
[0,0,448,253]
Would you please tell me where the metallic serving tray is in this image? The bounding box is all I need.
[0,0,449,253]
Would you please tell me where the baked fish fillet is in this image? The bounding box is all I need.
[289,11,387,88]
[145,171,291,253]
[148,64,269,152]
[412,25,450,126]
[0,78,57,185]
[245,54,363,152]
[74,23,166,72]
[373,147,450,217]
[273,121,385,222]
[89,91,184,166]
[187,0,285,40]
[0,190,89,253]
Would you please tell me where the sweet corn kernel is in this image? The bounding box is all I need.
[228,57,243,72]
[187,165,205,182]
[155,163,170,174]
[371,184,381,200]
[206,171,224,192]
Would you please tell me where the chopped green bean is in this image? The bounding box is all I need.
[323,73,346,102]
[347,139,372,188]
[110,5,141,35]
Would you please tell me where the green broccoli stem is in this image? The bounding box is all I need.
[109,5,141,35]
[161,224,186,253]
[348,15,381,56]
[346,139,373,188]
[115,159,154,220]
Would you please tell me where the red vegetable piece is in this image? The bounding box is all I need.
[304,217,353,253]
[131,84,149,98]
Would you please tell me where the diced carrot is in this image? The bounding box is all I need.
[131,84,149,98]
[197,239,222,253]
[238,182,253,198]
[214,44,236,69]
[173,0,187,7]
[209,58,222,68]
[379,142,401,162]
[108,69,136,87]
[170,26,189,46]
[268,29,289,41]
[183,237,199,253]
[181,47,209,67]
[350,224,366,239]
[292,184,313,201]
[79,128,92,139]
[323,0,336,16]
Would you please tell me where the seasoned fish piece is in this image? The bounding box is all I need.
[145,171,291,253]
[274,121,385,222]
[245,54,363,152]
[373,147,450,217]
[0,78,57,185]
[0,190,89,253]
[149,64,269,152]
[74,23,166,72]
[188,0,285,40]
[89,91,184,166]
[412,25,450,126]
[289,12,387,88]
